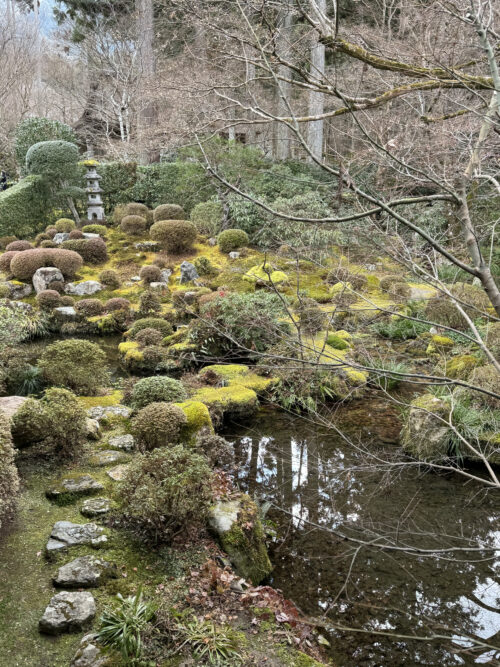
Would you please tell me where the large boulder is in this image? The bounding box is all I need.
[400,394,451,460]
[179,261,199,284]
[209,494,272,585]
[65,281,103,296]
[53,232,70,244]
[39,591,95,635]
[53,555,117,588]
[32,267,65,293]
[46,520,107,554]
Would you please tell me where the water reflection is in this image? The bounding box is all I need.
[225,409,500,666]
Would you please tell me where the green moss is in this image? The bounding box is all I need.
[426,334,455,355]
[275,646,326,666]
[445,354,481,379]
[191,385,259,419]
[78,390,123,409]
[199,364,278,395]
[174,400,214,440]
[243,265,288,286]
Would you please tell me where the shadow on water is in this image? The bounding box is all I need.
[224,406,500,666]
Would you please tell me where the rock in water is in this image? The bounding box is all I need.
[32,267,64,293]
[46,521,107,553]
[71,633,108,667]
[39,591,95,635]
[46,475,103,501]
[179,261,199,284]
[64,281,103,296]
[81,497,111,518]
[53,555,117,588]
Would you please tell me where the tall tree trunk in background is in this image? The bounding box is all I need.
[136,0,157,163]
[307,0,325,161]
[274,9,293,161]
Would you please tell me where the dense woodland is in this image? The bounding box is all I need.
[0,1,499,665]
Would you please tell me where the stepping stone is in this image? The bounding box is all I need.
[90,450,129,467]
[107,464,129,481]
[53,555,117,588]
[71,633,108,667]
[108,434,135,452]
[87,405,132,421]
[39,591,95,635]
[46,475,104,502]
[81,497,111,518]
[46,521,107,553]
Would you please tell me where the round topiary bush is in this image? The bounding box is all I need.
[55,218,76,233]
[49,280,65,293]
[131,402,187,451]
[105,297,130,312]
[121,215,147,236]
[190,201,223,236]
[36,289,61,310]
[6,240,33,252]
[134,328,163,348]
[112,204,127,226]
[153,204,185,222]
[35,233,51,246]
[99,269,121,290]
[150,220,197,253]
[131,376,187,409]
[117,445,212,540]
[60,295,74,306]
[68,229,84,239]
[38,339,110,395]
[0,410,20,530]
[0,236,17,250]
[297,297,327,333]
[379,275,402,291]
[40,240,57,248]
[82,224,107,236]
[468,365,500,409]
[194,432,234,468]
[127,317,173,339]
[75,298,105,317]
[10,248,83,279]
[139,265,162,284]
[45,226,57,237]
[217,228,249,253]
[61,238,108,265]
[137,290,162,318]
[125,202,149,219]
[0,251,19,274]
[26,140,79,179]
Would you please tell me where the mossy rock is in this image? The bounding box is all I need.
[209,494,272,585]
[243,265,288,286]
[444,354,481,380]
[198,364,279,395]
[426,334,454,355]
[191,385,259,420]
[400,394,451,460]
[175,400,214,441]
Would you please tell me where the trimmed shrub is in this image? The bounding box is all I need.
[36,289,61,310]
[485,322,500,359]
[112,204,127,226]
[379,275,402,291]
[68,229,84,239]
[38,339,110,395]
[127,317,173,339]
[134,328,163,347]
[117,445,213,540]
[26,140,79,179]
[131,402,187,451]
[61,237,108,265]
[45,226,57,237]
[60,295,74,306]
[55,218,76,233]
[35,233,50,246]
[125,202,149,218]
[152,254,172,269]
[82,224,107,236]
[193,256,218,277]
[141,345,167,369]
[105,297,130,312]
[150,219,197,253]
[137,290,161,318]
[297,297,327,333]
[121,215,147,235]
[0,410,20,530]
[10,248,83,279]
[468,365,500,409]
[131,376,187,409]
[0,236,17,250]
[217,228,249,253]
[0,251,19,274]
[0,175,50,238]
[139,265,162,284]
[15,117,77,167]
[99,269,121,290]
[97,162,137,212]
[194,432,234,468]
[6,240,32,252]
[11,387,86,456]
[190,200,223,236]
[75,298,105,317]
[153,204,185,222]
[40,240,57,248]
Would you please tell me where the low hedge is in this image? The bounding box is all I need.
[9,248,83,279]
[61,238,108,264]
[0,175,50,238]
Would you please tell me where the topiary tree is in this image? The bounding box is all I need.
[217,228,249,253]
[117,445,213,541]
[121,215,147,235]
[0,410,20,531]
[99,269,121,290]
[131,402,187,451]
[131,376,187,409]
[15,117,77,172]
[55,218,76,233]
[25,140,83,223]
[150,220,197,253]
[127,317,173,339]
[38,339,110,395]
[153,203,185,222]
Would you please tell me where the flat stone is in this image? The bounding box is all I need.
[134,241,160,251]
[39,591,95,635]
[6,281,32,299]
[46,475,104,501]
[46,521,107,553]
[54,306,77,318]
[54,555,117,588]
[65,281,103,296]
[130,275,141,282]
[208,237,217,246]
[86,418,100,440]
[71,633,108,667]
[108,434,135,452]
[106,464,129,481]
[0,395,27,420]
[91,450,129,466]
[53,232,70,244]
[87,405,132,421]
[81,497,111,518]
[149,281,168,291]
[83,233,100,239]
[32,266,64,293]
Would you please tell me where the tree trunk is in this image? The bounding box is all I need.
[274,10,293,161]
[136,0,157,163]
[307,0,325,161]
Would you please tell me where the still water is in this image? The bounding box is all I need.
[225,407,500,666]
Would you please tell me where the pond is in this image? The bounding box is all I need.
[224,406,500,666]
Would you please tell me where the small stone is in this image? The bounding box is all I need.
[149,281,168,291]
[160,269,172,283]
[229,251,240,259]
[53,555,117,588]
[429,327,438,335]
[53,306,77,319]
[32,267,64,293]
[83,233,100,239]
[39,591,95,635]
[91,450,129,466]
[108,434,135,452]
[46,521,107,553]
[130,275,141,282]
[86,418,101,440]
[53,232,69,244]
[86,405,132,421]
[65,281,103,296]
[6,281,32,299]
[134,241,160,252]
[46,475,104,501]
[71,633,108,667]
[107,464,130,481]
[0,395,27,420]
[81,497,111,518]
[208,237,217,246]
[179,261,199,284]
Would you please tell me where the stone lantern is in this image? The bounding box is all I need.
[85,162,105,221]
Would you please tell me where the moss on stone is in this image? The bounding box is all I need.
[426,334,454,355]
[244,265,288,286]
[175,400,214,440]
[192,385,259,420]
[79,391,123,409]
[199,364,278,395]
[445,354,481,380]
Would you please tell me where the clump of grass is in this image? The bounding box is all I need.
[176,616,242,665]
[369,358,411,391]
